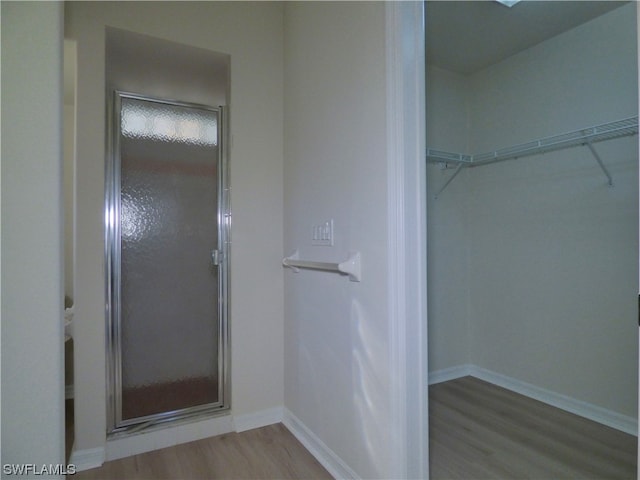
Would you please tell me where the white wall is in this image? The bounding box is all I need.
[1,0,66,469]
[106,27,229,107]
[64,105,75,303]
[467,3,638,417]
[64,39,76,304]
[65,1,284,452]
[63,91,75,300]
[426,66,472,372]
[428,4,638,418]
[283,3,396,478]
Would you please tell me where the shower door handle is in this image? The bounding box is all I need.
[211,249,222,266]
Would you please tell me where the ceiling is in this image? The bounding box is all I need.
[64,2,629,104]
[426,1,629,75]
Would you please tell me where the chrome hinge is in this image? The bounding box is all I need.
[211,249,223,266]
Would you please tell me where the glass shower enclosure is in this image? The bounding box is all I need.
[106,91,229,434]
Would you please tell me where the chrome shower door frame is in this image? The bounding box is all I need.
[106,91,230,435]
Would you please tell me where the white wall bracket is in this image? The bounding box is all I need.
[434,163,464,199]
[282,250,362,282]
[585,139,613,187]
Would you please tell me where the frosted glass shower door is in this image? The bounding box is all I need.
[107,92,228,432]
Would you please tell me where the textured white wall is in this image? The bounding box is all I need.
[426,65,473,372]
[65,1,284,451]
[428,4,638,417]
[467,3,638,417]
[1,1,65,468]
[64,39,77,303]
[283,3,395,478]
[106,27,229,108]
[64,104,75,302]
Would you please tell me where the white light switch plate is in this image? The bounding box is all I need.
[311,219,334,246]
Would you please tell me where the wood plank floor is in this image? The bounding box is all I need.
[72,423,331,480]
[71,377,636,479]
[430,376,637,480]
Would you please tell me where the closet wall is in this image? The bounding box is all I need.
[426,66,472,372]
[427,3,638,419]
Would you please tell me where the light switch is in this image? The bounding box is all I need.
[311,219,334,246]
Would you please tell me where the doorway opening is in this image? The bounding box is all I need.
[426,1,638,477]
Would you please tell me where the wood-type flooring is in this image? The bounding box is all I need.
[70,376,637,479]
[71,423,331,480]
[430,376,637,479]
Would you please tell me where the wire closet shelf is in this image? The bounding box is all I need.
[426,116,639,198]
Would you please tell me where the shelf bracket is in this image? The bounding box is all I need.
[434,163,465,199]
[585,140,613,187]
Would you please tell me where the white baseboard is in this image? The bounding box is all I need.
[104,407,285,463]
[283,408,359,480]
[429,365,638,436]
[233,406,283,433]
[69,447,105,472]
[428,364,474,385]
[106,413,234,461]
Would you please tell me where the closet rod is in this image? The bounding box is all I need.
[427,116,638,197]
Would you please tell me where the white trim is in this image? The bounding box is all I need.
[233,407,283,433]
[385,2,428,478]
[471,366,638,436]
[429,365,638,436]
[283,408,359,480]
[70,447,105,472]
[106,414,234,461]
[103,408,284,462]
[428,364,474,385]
